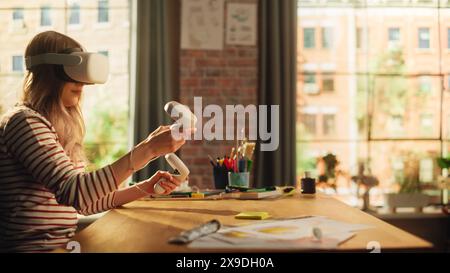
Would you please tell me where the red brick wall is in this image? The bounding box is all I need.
[179,45,258,189]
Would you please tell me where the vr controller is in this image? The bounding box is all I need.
[153,101,197,195]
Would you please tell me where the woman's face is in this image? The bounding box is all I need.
[61,82,84,107]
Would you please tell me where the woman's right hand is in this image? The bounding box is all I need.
[142,171,182,195]
[145,125,186,158]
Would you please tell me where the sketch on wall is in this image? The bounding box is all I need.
[226,3,257,46]
[181,0,225,50]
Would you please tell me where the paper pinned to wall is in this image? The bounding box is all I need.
[226,3,257,46]
[181,0,225,50]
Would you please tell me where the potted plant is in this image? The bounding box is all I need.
[384,152,431,213]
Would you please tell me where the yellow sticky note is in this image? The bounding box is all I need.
[191,193,205,198]
[235,211,271,220]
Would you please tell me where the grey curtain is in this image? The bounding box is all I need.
[132,0,180,181]
[254,0,297,187]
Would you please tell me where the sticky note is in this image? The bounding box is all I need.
[235,211,271,220]
[191,193,205,199]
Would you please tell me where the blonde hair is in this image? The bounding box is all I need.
[21,31,86,164]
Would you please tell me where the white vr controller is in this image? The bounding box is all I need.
[153,101,197,195]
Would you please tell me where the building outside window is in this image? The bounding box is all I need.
[303,72,319,94]
[419,114,433,137]
[388,27,400,48]
[68,3,81,25]
[322,73,334,92]
[12,8,24,21]
[0,0,131,171]
[418,76,432,94]
[297,1,450,207]
[323,114,336,136]
[303,27,315,49]
[322,27,333,49]
[12,55,23,72]
[418,27,430,49]
[98,0,109,23]
[40,6,52,26]
[301,113,317,135]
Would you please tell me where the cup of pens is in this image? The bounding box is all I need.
[209,141,255,189]
[228,172,250,188]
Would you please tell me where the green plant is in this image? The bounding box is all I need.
[437,157,450,171]
[84,102,129,171]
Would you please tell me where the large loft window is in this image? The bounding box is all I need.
[296,0,450,207]
[0,0,132,171]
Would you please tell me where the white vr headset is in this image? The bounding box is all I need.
[25,48,109,84]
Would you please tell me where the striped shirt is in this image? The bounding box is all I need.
[0,105,118,252]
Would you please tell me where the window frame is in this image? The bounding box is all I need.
[68,3,81,26]
[11,55,24,72]
[303,27,316,49]
[97,0,110,24]
[418,27,430,49]
[40,5,52,27]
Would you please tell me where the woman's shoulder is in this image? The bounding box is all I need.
[1,104,53,131]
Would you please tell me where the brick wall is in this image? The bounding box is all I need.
[179,3,259,189]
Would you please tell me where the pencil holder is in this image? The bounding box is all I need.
[213,166,228,189]
[228,172,250,188]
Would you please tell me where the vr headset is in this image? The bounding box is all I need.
[25,48,109,84]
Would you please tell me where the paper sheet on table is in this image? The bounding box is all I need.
[188,216,372,250]
[189,232,355,250]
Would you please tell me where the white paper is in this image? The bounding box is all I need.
[181,0,225,50]
[226,3,257,46]
[188,216,371,250]
[189,231,356,250]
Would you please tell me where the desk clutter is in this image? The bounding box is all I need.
[179,216,372,250]
[146,185,296,201]
[210,140,255,189]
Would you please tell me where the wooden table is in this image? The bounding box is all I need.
[72,193,432,252]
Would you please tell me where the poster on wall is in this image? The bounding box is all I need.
[181,0,225,50]
[226,3,257,46]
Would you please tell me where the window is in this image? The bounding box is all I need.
[0,1,131,172]
[98,0,109,23]
[418,27,430,49]
[323,114,336,136]
[419,158,433,183]
[418,76,432,94]
[301,114,317,135]
[303,28,315,49]
[420,114,433,137]
[448,28,450,49]
[322,27,333,49]
[40,6,52,26]
[12,8,24,21]
[69,3,81,25]
[12,7,25,29]
[303,72,319,94]
[448,115,450,138]
[12,55,23,72]
[388,27,400,48]
[389,115,404,137]
[448,75,450,91]
[297,1,449,208]
[356,27,362,49]
[322,73,334,92]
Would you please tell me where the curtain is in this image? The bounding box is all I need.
[132,0,180,182]
[254,0,297,187]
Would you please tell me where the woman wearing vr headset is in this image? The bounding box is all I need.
[0,31,188,252]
